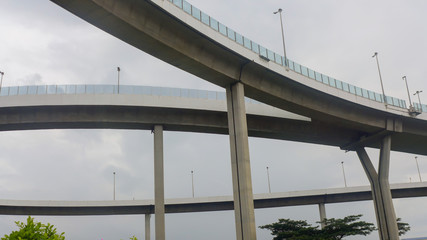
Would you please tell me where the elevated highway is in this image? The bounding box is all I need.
[1,182,426,216]
[50,0,427,155]
[31,1,427,238]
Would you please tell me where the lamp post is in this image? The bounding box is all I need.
[402,76,413,108]
[113,172,116,200]
[191,170,195,198]
[415,156,422,182]
[0,71,4,92]
[266,166,271,194]
[372,52,387,105]
[414,90,423,111]
[341,161,347,187]
[117,67,120,94]
[273,8,288,69]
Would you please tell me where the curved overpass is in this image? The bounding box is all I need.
[50,0,427,155]
[1,182,426,216]
[0,84,371,148]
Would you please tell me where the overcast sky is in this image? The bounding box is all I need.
[0,0,426,239]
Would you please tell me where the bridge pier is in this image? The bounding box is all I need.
[226,82,257,240]
[145,214,151,240]
[318,203,327,229]
[154,125,166,240]
[356,135,399,240]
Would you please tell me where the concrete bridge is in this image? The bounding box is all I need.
[1,182,426,240]
[21,0,427,239]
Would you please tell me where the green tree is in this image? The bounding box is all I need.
[259,218,319,240]
[2,216,65,240]
[318,214,376,240]
[260,215,375,240]
[397,218,411,236]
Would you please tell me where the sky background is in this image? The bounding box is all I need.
[0,0,426,239]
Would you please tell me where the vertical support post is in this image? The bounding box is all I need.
[154,125,165,240]
[356,135,399,240]
[318,203,327,229]
[226,82,257,240]
[145,214,151,240]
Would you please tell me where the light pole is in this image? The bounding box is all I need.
[273,8,288,69]
[415,156,422,182]
[372,52,387,105]
[402,76,413,108]
[113,172,116,200]
[266,166,271,194]
[191,170,195,198]
[117,67,120,94]
[414,90,423,111]
[341,161,347,187]
[0,71,4,92]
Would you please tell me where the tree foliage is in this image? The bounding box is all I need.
[319,215,376,240]
[260,214,375,240]
[1,216,65,240]
[260,214,411,240]
[397,218,411,236]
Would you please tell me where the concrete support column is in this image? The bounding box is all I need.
[145,214,151,240]
[356,135,399,240]
[154,125,165,240]
[226,82,257,240]
[318,203,327,229]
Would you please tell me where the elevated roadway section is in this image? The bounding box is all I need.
[0,84,313,140]
[1,182,426,216]
[34,1,427,238]
[50,0,427,155]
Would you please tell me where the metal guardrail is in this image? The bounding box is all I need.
[167,0,415,110]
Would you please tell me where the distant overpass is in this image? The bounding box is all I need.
[0,182,426,216]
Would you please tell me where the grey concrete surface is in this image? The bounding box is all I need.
[226,83,256,240]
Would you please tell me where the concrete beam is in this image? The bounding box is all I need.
[226,82,256,240]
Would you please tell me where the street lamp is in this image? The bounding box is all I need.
[266,166,271,194]
[191,170,195,198]
[402,76,413,109]
[414,90,423,111]
[372,52,387,105]
[415,156,422,182]
[113,172,116,200]
[117,67,120,94]
[341,161,347,187]
[0,71,4,92]
[273,8,288,69]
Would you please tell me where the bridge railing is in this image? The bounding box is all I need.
[168,0,410,110]
[0,84,264,104]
